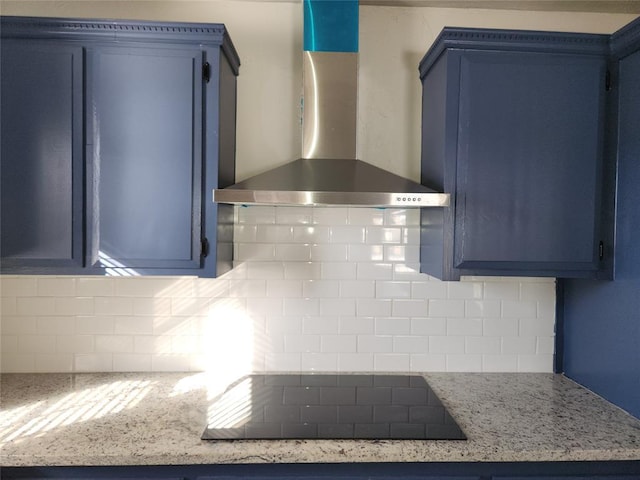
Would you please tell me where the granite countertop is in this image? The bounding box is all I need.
[1,372,640,467]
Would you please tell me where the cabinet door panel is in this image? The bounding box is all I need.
[454,51,606,272]
[0,41,83,269]
[87,46,203,271]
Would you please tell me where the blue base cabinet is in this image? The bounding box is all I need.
[0,16,240,277]
[2,461,640,479]
[419,28,613,281]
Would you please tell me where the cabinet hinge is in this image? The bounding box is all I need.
[605,69,611,91]
[201,237,210,258]
[599,241,604,261]
[203,62,211,83]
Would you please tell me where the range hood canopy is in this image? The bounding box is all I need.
[213,0,449,208]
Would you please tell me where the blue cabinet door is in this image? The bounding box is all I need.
[453,50,606,273]
[0,41,84,270]
[86,46,204,273]
[419,30,610,281]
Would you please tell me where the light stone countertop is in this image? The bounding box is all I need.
[1,372,640,467]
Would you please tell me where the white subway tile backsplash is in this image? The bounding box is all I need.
[330,225,366,244]
[56,335,94,354]
[348,208,385,226]
[393,335,429,353]
[502,300,537,318]
[55,297,94,316]
[411,317,446,336]
[265,352,301,371]
[484,281,520,300]
[114,317,154,335]
[348,245,384,262]
[357,299,392,317]
[482,354,518,372]
[16,297,55,316]
[447,318,483,336]
[276,207,313,225]
[465,336,501,355]
[1,353,36,372]
[321,334,356,353]
[502,336,537,355]
[274,244,311,261]
[95,335,134,353]
[338,353,374,371]
[410,354,446,372]
[310,244,349,262]
[376,281,411,299]
[283,261,321,279]
[2,316,37,335]
[322,262,357,280]
[465,299,501,318]
[76,316,115,335]
[357,262,393,280]
[392,299,428,317]
[357,335,393,353]
[18,335,56,353]
[339,316,374,335]
[266,280,303,298]
[36,316,75,335]
[519,317,555,337]
[429,336,465,354]
[1,277,38,297]
[37,277,75,296]
[75,277,115,297]
[303,280,340,298]
[74,353,113,372]
[320,298,356,316]
[376,317,411,335]
[113,354,152,372]
[384,245,408,262]
[537,336,555,354]
[447,282,483,299]
[366,227,402,244]
[483,317,518,337]
[35,354,73,372]
[517,354,553,372]
[303,316,339,335]
[284,334,320,353]
[374,353,410,372]
[446,354,482,372]
[313,207,348,225]
[293,225,330,243]
[302,352,338,371]
[0,207,556,374]
[428,299,465,318]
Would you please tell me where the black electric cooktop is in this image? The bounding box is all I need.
[202,374,466,440]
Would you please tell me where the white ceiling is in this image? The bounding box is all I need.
[238,0,640,13]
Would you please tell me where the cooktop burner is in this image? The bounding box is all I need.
[202,374,466,440]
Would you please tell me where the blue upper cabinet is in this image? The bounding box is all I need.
[419,28,613,281]
[0,16,240,277]
[1,41,84,271]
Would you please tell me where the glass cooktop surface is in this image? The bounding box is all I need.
[202,374,466,440]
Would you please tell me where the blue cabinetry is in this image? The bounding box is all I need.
[2,462,639,479]
[419,28,612,281]
[561,17,640,420]
[1,41,84,270]
[0,16,239,277]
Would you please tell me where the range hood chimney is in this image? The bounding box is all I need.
[213,0,449,208]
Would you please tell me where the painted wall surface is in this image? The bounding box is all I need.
[0,1,636,375]
[562,46,640,419]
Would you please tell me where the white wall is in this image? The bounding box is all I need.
[0,1,636,374]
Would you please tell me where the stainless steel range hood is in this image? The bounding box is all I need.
[213,0,449,208]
